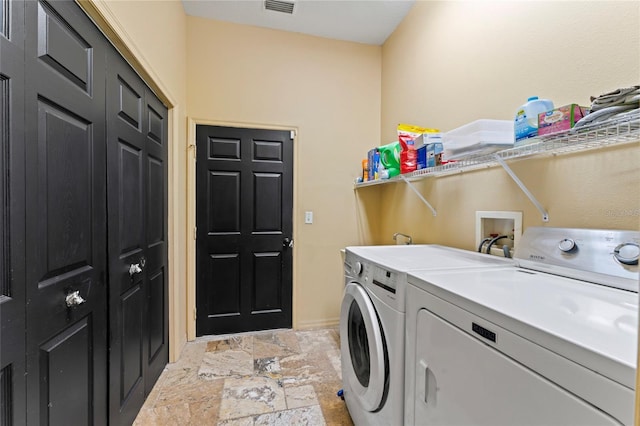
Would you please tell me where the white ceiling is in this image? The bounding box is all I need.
[181,0,415,45]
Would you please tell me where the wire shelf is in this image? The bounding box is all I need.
[355,110,640,188]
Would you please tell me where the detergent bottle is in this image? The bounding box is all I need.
[378,142,401,178]
[514,96,554,142]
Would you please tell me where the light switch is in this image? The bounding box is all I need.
[305,211,313,224]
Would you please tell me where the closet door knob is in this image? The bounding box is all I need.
[65,290,86,308]
[129,263,143,276]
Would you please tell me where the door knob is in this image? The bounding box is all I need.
[65,290,86,308]
[129,263,143,276]
[283,238,294,248]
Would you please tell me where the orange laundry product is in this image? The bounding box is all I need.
[362,159,369,182]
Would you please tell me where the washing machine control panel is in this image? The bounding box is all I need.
[515,227,640,292]
[368,265,398,294]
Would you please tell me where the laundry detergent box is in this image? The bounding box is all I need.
[538,104,588,136]
[367,148,380,180]
[417,145,427,169]
[426,142,443,168]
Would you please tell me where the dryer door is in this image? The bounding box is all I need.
[340,282,387,411]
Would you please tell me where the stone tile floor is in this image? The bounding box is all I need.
[134,328,353,425]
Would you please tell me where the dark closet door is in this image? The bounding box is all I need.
[23,1,109,424]
[195,126,293,336]
[106,48,168,426]
[0,1,26,424]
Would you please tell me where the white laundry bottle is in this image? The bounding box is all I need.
[514,96,554,142]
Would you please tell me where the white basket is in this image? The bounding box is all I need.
[443,119,514,160]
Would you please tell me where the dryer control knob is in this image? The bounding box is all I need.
[352,261,363,276]
[613,242,640,265]
[558,238,576,252]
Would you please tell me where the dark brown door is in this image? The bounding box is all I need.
[0,1,26,424]
[106,47,169,425]
[23,1,109,424]
[196,126,293,336]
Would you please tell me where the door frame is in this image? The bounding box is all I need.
[186,118,299,340]
[75,1,182,361]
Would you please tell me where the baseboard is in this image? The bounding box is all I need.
[296,318,340,330]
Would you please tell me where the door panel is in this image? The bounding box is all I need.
[39,318,92,426]
[196,126,293,336]
[107,60,147,426]
[107,47,168,424]
[24,1,108,424]
[0,0,26,424]
[141,91,168,395]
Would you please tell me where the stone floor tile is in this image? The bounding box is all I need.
[155,375,225,407]
[206,335,254,354]
[254,356,281,375]
[326,348,342,379]
[295,329,340,353]
[199,350,254,379]
[284,384,319,409]
[279,350,338,387]
[217,416,254,426]
[167,341,207,370]
[253,330,301,358]
[187,396,223,424]
[254,405,326,426]
[135,327,352,425]
[218,376,287,420]
[133,403,191,426]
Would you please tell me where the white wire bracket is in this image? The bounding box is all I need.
[400,175,437,217]
[494,154,549,222]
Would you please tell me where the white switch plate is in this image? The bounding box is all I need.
[304,211,313,224]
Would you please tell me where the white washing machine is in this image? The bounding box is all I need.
[404,227,639,426]
[341,245,513,426]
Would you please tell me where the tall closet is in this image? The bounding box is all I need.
[0,1,169,424]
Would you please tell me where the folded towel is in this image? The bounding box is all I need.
[624,92,640,105]
[590,86,640,111]
[590,85,639,103]
[573,104,637,129]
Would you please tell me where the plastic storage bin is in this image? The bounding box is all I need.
[443,119,514,160]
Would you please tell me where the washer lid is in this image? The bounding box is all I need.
[407,266,638,389]
[346,245,512,272]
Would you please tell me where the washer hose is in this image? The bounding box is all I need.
[478,237,492,253]
[486,235,508,255]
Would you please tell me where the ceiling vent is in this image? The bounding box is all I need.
[264,0,295,15]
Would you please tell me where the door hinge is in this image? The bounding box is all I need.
[194,308,197,320]
[193,226,197,240]
[290,130,296,139]
[189,143,197,161]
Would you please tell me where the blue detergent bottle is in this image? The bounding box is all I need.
[514,96,554,142]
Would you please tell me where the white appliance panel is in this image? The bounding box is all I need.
[406,266,638,388]
[413,309,621,426]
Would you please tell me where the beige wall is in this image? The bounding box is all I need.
[377,1,640,249]
[82,0,189,361]
[84,0,639,366]
[186,17,382,332]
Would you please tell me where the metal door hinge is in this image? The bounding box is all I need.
[193,227,197,240]
[194,308,197,320]
[290,130,296,139]
[189,143,197,160]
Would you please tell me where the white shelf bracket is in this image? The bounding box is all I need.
[400,175,437,216]
[494,154,549,222]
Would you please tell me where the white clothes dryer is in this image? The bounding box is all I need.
[341,245,512,426]
[404,228,639,426]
